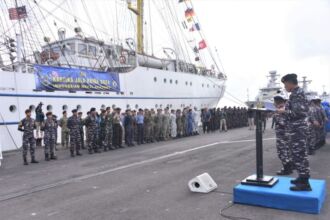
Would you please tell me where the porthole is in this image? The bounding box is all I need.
[101,104,106,109]
[77,105,82,111]
[155,104,158,108]
[190,82,192,86]
[185,81,188,85]
[9,105,16,113]
[202,84,204,87]
[29,105,35,111]
[135,104,138,109]
[164,78,167,83]
[62,105,68,110]
[175,80,178,84]
[154,77,157,82]
[126,104,130,109]
[47,105,52,111]
[170,79,173,84]
[207,84,209,88]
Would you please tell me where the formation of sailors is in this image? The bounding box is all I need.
[17,103,250,165]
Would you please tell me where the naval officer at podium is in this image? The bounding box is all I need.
[278,73,312,191]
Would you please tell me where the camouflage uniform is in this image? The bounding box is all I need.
[144,110,151,143]
[274,112,292,166]
[306,104,318,154]
[104,112,113,150]
[67,115,82,156]
[42,118,57,159]
[176,111,183,137]
[79,116,85,149]
[285,87,310,178]
[99,114,107,151]
[85,115,98,153]
[155,111,163,141]
[59,116,70,148]
[18,117,37,163]
[162,111,170,140]
[149,110,156,142]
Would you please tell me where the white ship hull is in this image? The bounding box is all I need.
[0,66,225,151]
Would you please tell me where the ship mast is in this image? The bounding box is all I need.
[127,0,144,54]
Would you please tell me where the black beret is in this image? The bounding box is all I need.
[72,109,77,113]
[90,107,96,112]
[281,73,297,83]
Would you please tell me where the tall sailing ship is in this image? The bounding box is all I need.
[0,0,226,151]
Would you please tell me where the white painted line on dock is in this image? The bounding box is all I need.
[0,137,275,202]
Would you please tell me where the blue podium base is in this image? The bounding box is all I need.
[234,176,326,214]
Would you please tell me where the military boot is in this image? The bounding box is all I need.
[276,163,293,175]
[50,153,57,160]
[70,150,75,157]
[76,151,82,156]
[45,153,50,161]
[31,156,39,163]
[23,156,28,165]
[290,177,312,191]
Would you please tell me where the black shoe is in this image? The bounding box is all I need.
[76,151,82,156]
[31,157,39,163]
[50,154,57,160]
[45,154,50,161]
[290,178,312,191]
[88,150,93,154]
[290,178,300,185]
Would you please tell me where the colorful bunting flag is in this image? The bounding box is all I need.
[186,17,193,23]
[198,40,207,50]
[185,8,195,18]
[8,6,27,20]
[189,23,200,32]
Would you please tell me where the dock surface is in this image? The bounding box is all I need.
[0,127,329,220]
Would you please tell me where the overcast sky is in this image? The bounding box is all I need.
[2,0,329,107]
[192,0,330,106]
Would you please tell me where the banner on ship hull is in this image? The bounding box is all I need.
[34,65,120,92]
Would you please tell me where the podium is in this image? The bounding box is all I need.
[241,108,278,187]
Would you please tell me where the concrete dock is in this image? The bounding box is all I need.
[0,127,329,220]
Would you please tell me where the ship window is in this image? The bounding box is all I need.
[62,105,68,110]
[78,43,87,55]
[185,81,188,85]
[52,46,61,53]
[126,104,130,109]
[29,105,35,111]
[207,84,209,88]
[154,77,157,82]
[9,105,16,113]
[65,42,75,55]
[77,105,82,111]
[164,78,167,83]
[190,82,192,86]
[155,104,158,108]
[47,105,53,111]
[175,80,178,84]
[170,79,173,84]
[202,84,204,87]
[88,45,97,56]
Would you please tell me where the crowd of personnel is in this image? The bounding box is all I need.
[17,104,250,165]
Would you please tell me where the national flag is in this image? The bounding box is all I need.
[189,23,200,32]
[8,6,27,20]
[185,8,195,18]
[198,39,207,50]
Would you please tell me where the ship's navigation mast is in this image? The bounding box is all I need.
[127,0,144,54]
[267,70,280,88]
[300,76,312,93]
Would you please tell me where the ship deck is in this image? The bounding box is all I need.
[0,125,329,220]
